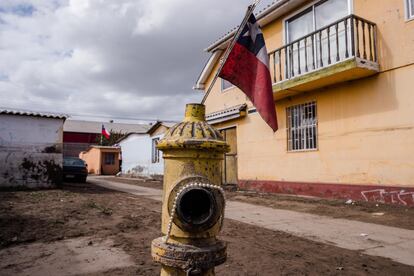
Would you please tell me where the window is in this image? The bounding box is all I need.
[407,0,414,20]
[152,138,160,163]
[104,153,115,165]
[287,102,318,151]
[286,0,350,41]
[248,108,257,114]
[285,0,351,76]
[221,79,234,91]
[63,157,85,167]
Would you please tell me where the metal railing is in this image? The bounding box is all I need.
[268,14,377,84]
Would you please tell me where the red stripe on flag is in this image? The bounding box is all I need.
[102,127,110,139]
[219,42,278,131]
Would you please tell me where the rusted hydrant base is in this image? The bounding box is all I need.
[151,237,226,275]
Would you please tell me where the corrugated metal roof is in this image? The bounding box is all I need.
[205,0,304,52]
[206,104,247,124]
[0,108,68,119]
[116,121,178,143]
[196,0,306,91]
[64,119,151,134]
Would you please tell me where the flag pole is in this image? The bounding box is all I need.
[201,0,261,104]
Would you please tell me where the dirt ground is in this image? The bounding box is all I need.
[1,180,414,275]
[108,177,414,230]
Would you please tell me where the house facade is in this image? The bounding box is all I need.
[196,0,414,205]
[118,122,175,178]
[63,119,150,157]
[0,109,67,188]
[80,146,121,175]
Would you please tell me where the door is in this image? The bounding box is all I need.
[220,127,238,185]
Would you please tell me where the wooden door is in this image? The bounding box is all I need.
[221,127,238,185]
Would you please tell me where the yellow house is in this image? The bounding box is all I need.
[195,0,414,205]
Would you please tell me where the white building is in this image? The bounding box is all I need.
[118,122,175,178]
[0,109,67,188]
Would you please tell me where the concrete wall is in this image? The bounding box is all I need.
[119,133,165,177]
[203,0,414,188]
[0,115,64,188]
[80,147,101,175]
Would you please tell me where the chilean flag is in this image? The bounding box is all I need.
[219,14,278,132]
[101,125,111,139]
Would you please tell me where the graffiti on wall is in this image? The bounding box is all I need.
[361,189,414,206]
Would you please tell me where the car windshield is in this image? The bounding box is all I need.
[64,158,85,166]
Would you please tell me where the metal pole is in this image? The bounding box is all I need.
[201,0,261,104]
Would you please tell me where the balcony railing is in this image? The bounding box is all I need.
[268,14,377,84]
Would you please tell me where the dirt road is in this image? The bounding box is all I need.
[1,181,413,275]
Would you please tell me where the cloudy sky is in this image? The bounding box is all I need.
[0,0,274,122]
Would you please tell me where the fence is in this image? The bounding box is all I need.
[268,14,377,84]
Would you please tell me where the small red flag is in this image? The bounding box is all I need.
[101,125,110,139]
[219,14,278,132]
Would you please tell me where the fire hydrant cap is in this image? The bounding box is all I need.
[157,104,230,153]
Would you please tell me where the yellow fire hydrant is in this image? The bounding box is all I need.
[151,103,229,275]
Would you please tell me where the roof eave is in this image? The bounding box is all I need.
[196,0,307,92]
[204,0,310,53]
[194,49,223,91]
[0,109,68,120]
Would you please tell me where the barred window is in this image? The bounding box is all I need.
[287,101,318,151]
[152,138,160,163]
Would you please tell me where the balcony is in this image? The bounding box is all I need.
[269,15,379,100]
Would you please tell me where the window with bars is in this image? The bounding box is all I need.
[287,101,318,151]
[152,138,160,163]
[407,0,414,20]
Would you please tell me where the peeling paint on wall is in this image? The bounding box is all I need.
[0,115,64,188]
[20,158,62,185]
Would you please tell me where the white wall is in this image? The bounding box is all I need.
[120,133,164,177]
[0,115,64,188]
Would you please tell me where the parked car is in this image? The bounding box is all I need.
[63,157,88,183]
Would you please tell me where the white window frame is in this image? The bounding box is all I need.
[406,0,414,21]
[280,0,353,80]
[221,78,234,92]
[286,101,318,152]
[283,0,353,45]
[151,137,160,163]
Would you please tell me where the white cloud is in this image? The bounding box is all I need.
[0,0,273,121]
